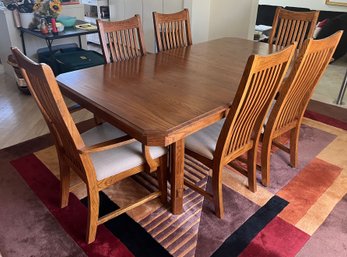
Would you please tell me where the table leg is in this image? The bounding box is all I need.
[20,30,26,55]
[46,39,54,52]
[170,139,185,214]
[78,35,82,48]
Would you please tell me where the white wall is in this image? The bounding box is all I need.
[0,7,16,75]
[259,0,347,12]
[209,0,258,40]
[184,0,211,43]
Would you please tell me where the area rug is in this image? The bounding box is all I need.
[1,117,347,257]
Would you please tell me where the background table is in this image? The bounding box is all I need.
[19,20,98,54]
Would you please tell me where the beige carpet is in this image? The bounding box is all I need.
[313,54,347,108]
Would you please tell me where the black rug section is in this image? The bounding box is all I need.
[81,192,172,257]
[211,195,288,257]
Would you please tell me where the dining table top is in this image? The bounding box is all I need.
[57,37,275,147]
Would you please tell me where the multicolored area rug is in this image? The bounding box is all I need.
[1,117,347,257]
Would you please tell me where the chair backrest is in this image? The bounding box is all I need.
[153,8,192,52]
[267,31,343,135]
[97,15,146,63]
[11,47,91,177]
[215,44,296,162]
[269,7,319,49]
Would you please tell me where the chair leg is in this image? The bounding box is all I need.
[212,165,224,219]
[247,148,257,192]
[157,155,168,205]
[59,159,70,208]
[86,189,100,244]
[261,138,272,187]
[290,127,299,168]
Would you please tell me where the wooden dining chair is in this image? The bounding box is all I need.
[97,15,146,63]
[261,31,343,187]
[11,47,167,244]
[184,44,296,218]
[153,8,192,52]
[269,7,319,49]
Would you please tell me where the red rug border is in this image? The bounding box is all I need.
[10,154,134,257]
[304,110,347,130]
[239,217,310,257]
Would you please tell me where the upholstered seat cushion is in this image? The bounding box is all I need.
[81,123,166,181]
[261,99,276,133]
[185,119,225,160]
[185,100,275,161]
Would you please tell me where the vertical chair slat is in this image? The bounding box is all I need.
[128,28,135,58]
[287,19,296,44]
[169,22,174,49]
[282,19,291,46]
[295,21,304,44]
[278,20,285,46]
[124,29,132,59]
[172,21,177,49]
[122,30,129,60]
[291,20,300,44]
[165,23,170,50]
[108,32,117,62]
[298,21,309,48]
[117,30,124,61]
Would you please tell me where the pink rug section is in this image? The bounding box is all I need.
[11,154,134,257]
[296,194,347,257]
[239,217,310,257]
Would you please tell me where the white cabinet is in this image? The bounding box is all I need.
[82,0,109,44]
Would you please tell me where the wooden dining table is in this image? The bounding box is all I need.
[57,37,275,215]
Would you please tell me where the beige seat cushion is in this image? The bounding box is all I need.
[185,100,274,161]
[185,119,225,160]
[262,99,276,133]
[81,123,166,181]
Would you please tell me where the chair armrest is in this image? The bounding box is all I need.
[78,135,135,154]
[142,144,158,172]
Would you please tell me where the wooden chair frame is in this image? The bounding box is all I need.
[261,31,343,186]
[153,8,192,52]
[185,44,296,218]
[11,47,167,244]
[269,7,319,49]
[97,15,146,63]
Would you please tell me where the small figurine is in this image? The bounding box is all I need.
[51,18,58,35]
[40,18,48,34]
